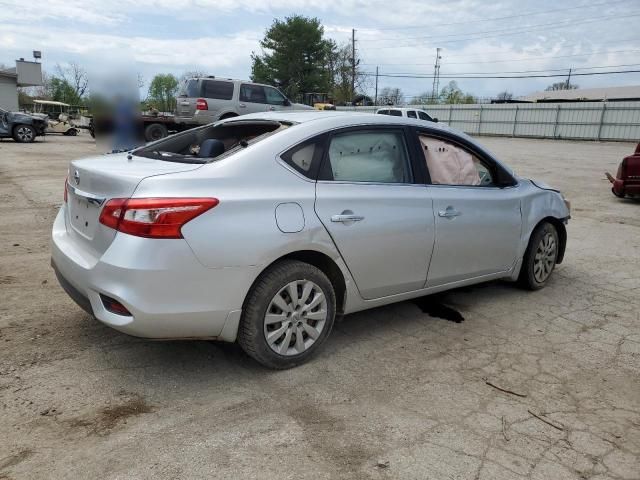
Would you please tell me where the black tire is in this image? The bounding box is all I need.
[238,260,336,369]
[518,222,559,290]
[64,128,78,136]
[13,124,36,143]
[144,123,168,142]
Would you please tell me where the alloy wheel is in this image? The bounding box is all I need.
[16,126,34,142]
[263,280,328,356]
[533,231,557,283]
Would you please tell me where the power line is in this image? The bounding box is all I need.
[367,63,640,77]
[360,49,640,66]
[361,69,640,80]
[361,13,640,49]
[361,0,633,31]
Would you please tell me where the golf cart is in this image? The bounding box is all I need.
[32,100,81,136]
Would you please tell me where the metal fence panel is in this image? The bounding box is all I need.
[336,102,640,141]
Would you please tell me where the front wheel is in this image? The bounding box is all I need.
[13,124,36,143]
[238,260,336,369]
[518,222,559,290]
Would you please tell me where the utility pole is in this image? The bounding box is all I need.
[565,68,572,89]
[374,66,379,106]
[351,29,356,103]
[431,48,442,103]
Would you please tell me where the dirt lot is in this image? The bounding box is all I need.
[1,133,639,480]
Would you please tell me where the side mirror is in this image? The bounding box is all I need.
[283,98,291,107]
[433,117,439,123]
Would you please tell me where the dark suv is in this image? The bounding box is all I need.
[0,108,48,142]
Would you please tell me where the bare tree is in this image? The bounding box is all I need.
[496,91,513,101]
[379,87,404,105]
[545,81,578,91]
[181,70,207,81]
[55,62,89,98]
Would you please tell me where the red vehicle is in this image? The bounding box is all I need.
[606,143,640,198]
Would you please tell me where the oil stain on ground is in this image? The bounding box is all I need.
[68,392,154,436]
[413,295,465,323]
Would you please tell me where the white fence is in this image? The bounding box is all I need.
[336,101,640,142]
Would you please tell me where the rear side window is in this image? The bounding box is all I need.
[407,110,417,118]
[321,130,411,183]
[388,109,402,117]
[240,84,267,103]
[201,80,234,100]
[281,136,326,179]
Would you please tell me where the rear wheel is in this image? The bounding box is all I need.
[518,222,559,290]
[13,124,36,143]
[238,260,336,369]
[64,128,78,136]
[144,123,168,142]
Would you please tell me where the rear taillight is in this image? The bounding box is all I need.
[99,198,218,239]
[64,177,68,203]
[196,98,208,110]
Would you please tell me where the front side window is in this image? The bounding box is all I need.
[264,87,287,106]
[419,135,493,186]
[201,80,234,100]
[240,84,267,103]
[323,130,411,183]
[406,110,417,118]
[418,111,432,121]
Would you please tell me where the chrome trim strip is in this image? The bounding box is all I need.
[67,184,106,206]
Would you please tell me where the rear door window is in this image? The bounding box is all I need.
[201,80,234,100]
[240,84,267,104]
[377,110,389,115]
[321,129,412,183]
[388,109,402,117]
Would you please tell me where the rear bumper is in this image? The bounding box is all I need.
[612,178,640,197]
[51,207,254,340]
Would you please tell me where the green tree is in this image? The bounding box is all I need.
[48,77,83,105]
[147,74,179,113]
[439,81,477,104]
[251,15,332,99]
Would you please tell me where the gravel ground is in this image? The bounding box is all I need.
[1,133,639,480]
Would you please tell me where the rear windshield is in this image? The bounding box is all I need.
[202,80,234,100]
[178,79,199,97]
[133,120,291,164]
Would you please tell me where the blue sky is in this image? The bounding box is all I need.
[1,0,639,100]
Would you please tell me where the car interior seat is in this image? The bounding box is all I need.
[198,139,226,158]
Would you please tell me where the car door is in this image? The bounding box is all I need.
[414,131,522,287]
[264,86,289,112]
[314,126,435,299]
[239,84,270,115]
[0,110,10,136]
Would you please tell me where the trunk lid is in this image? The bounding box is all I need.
[65,152,202,255]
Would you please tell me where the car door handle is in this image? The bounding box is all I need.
[438,208,461,218]
[331,214,365,223]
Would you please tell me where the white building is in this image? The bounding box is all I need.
[0,59,43,111]
[521,85,640,103]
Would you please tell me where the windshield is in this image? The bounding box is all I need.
[133,120,291,164]
[178,79,200,97]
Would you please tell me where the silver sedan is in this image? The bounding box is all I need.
[51,112,570,368]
